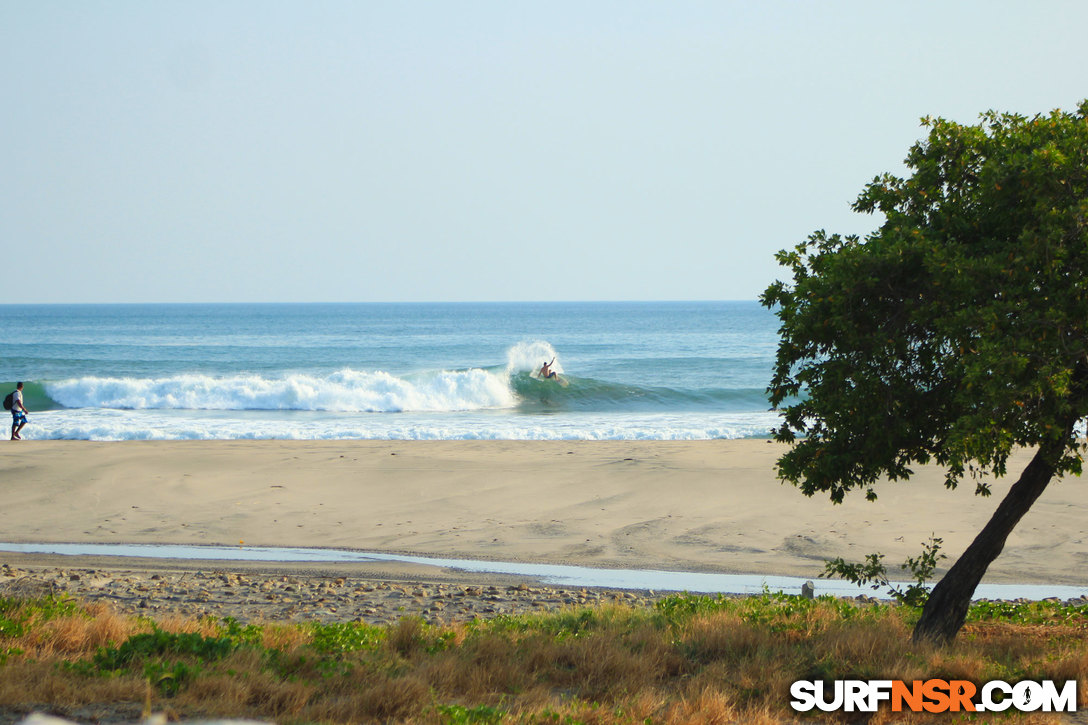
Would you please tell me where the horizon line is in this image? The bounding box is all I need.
[0,298,763,306]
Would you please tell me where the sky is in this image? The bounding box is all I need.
[2,1,1086,304]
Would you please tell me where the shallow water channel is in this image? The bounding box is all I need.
[1,542,1084,602]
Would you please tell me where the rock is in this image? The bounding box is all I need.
[801,581,815,599]
[14,716,282,725]
[17,715,80,725]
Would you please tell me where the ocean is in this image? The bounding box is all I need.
[1,301,781,441]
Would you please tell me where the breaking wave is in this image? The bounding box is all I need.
[45,368,517,413]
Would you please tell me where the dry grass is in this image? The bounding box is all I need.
[9,601,138,658]
[1,592,1086,724]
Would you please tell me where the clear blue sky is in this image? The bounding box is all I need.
[2,1,1085,303]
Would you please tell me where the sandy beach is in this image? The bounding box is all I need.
[2,440,1088,725]
[1,439,1085,589]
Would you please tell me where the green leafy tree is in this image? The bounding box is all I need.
[824,536,946,608]
[761,101,1088,645]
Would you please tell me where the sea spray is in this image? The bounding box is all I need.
[46,368,518,413]
[506,341,564,375]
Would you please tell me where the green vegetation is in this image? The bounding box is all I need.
[0,592,1085,723]
[0,593,84,637]
[762,100,1088,644]
[823,536,947,608]
[70,627,241,696]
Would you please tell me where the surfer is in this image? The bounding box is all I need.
[540,358,559,380]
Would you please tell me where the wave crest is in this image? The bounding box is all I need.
[505,340,564,375]
[46,368,518,413]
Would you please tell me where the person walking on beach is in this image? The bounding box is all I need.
[10,382,28,440]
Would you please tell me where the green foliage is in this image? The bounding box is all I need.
[823,537,947,607]
[527,711,587,725]
[0,595,84,638]
[471,607,628,643]
[762,101,1088,502]
[74,626,240,695]
[306,621,385,655]
[654,592,735,623]
[0,612,26,639]
[91,628,237,671]
[143,659,201,696]
[435,703,508,724]
[967,598,1088,625]
[214,616,264,646]
[654,590,888,632]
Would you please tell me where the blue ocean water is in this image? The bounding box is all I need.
[0,302,781,441]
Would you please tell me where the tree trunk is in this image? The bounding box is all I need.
[912,445,1061,645]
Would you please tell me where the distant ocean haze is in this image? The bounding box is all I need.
[0,301,781,440]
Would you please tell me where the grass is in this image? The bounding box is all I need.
[0,591,1085,723]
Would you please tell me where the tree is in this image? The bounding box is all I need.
[761,101,1088,645]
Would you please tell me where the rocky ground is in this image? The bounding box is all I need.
[5,562,1085,628]
[0,562,667,626]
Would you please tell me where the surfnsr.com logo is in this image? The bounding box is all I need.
[790,679,1078,714]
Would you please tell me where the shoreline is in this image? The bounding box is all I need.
[2,558,672,627]
[2,440,1086,591]
[4,543,1088,603]
[6,557,1087,632]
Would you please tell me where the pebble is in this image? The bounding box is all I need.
[0,564,666,626]
[5,563,1079,629]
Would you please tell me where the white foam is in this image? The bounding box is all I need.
[21,409,781,441]
[46,368,517,414]
[506,340,564,375]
